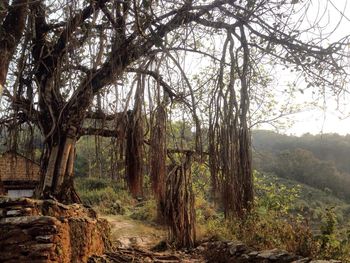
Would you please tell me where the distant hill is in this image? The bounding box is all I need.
[252,130,350,174]
[252,130,350,201]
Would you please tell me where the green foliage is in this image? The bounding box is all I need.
[76,177,114,191]
[205,216,233,241]
[254,171,300,214]
[129,200,157,222]
[225,172,316,255]
[192,162,211,199]
[76,177,159,222]
[195,193,217,224]
[75,136,119,178]
[231,209,316,256]
[316,208,350,261]
[253,130,350,201]
[200,172,350,261]
[258,173,350,228]
[75,177,133,215]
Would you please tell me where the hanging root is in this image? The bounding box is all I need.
[150,105,167,221]
[164,153,196,248]
[125,109,144,198]
[0,181,5,195]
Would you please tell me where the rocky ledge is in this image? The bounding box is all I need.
[89,241,342,263]
[199,241,341,263]
[0,197,110,263]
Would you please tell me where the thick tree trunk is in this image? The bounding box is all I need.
[37,127,81,204]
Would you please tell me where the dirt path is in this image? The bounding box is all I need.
[97,215,205,262]
[102,215,167,249]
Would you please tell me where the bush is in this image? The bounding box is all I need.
[232,210,316,256]
[75,177,133,214]
[76,177,119,191]
[129,200,157,222]
[316,208,350,261]
[201,172,350,261]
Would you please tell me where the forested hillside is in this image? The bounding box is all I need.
[253,130,350,201]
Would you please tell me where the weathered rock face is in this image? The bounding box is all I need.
[0,197,110,263]
[199,241,341,263]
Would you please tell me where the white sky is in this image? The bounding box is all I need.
[271,0,350,136]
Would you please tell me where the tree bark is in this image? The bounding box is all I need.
[0,0,28,95]
[38,127,80,203]
[125,110,144,198]
[150,105,167,221]
[164,153,195,248]
[0,181,5,195]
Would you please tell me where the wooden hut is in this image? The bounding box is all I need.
[0,151,40,197]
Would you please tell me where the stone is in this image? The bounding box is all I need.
[6,209,22,216]
[292,259,311,263]
[0,197,111,263]
[257,248,287,259]
[196,245,205,252]
[248,251,259,257]
[35,235,53,243]
[309,261,342,263]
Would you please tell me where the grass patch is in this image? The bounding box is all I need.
[75,177,134,214]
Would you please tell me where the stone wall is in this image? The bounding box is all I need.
[0,197,110,263]
[0,152,40,182]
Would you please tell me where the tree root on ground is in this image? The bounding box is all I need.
[88,247,203,263]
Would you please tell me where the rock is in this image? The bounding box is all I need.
[248,251,259,257]
[203,241,315,263]
[196,245,206,252]
[292,259,310,263]
[0,197,111,263]
[115,237,132,248]
[130,236,143,245]
[257,248,287,259]
[309,261,342,263]
[6,209,22,216]
[228,242,247,255]
[151,240,169,252]
[35,235,53,243]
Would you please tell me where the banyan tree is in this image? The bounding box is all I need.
[0,0,348,228]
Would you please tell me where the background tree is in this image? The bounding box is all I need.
[253,130,350,201]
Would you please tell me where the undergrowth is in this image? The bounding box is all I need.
[198,172,350,262]
[75,177,133,215]
[75,173,350,261]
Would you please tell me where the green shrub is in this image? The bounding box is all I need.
[205,216,234,241]
[232,210,316,256]
[201,172,350,261]
[130,200,157,222]
[315,208,350,261]
[76,177,119,191]
[75,177,133,214]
